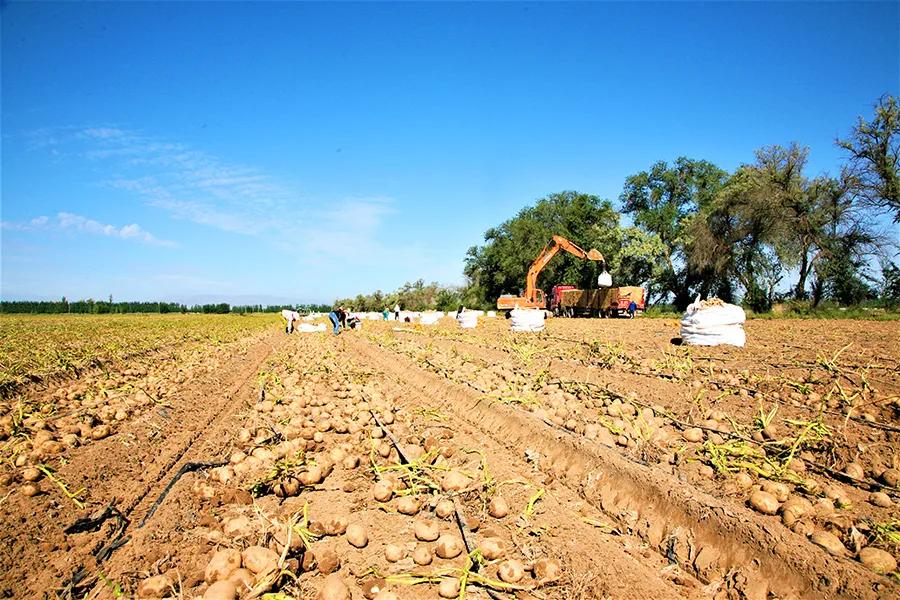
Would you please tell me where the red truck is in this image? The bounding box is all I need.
[549,285,645,318]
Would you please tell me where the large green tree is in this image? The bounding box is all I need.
[838,95,900,223]
[620,157,729,308]
[464,191,661,305]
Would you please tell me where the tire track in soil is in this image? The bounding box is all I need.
[0,329,288,599]
[347,334,892,600]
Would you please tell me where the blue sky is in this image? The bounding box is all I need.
[2,1,898,305]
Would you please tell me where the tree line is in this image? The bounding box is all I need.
[0,299,333,315]
[334,279,475,313]
[463,95,899,312]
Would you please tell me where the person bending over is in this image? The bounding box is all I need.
[329,306,348,335]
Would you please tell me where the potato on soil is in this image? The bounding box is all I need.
[20,483,40,497]
[396,496,420,515]
[324,516,349,535]
[748,490,779,515]
[414,520,440,542]
[413,544,433,565]
[384,543,405,562]
[241,545,279,574]
[205,548,242,583]
[315,546,342,574]
[682,428,704,443]
[90,424,111,440]
[317,574,351,600]
[533,557,562,582]
[869,492,892,507]
[435,534,464,559]
[441,470,471,491]
[488,496,509,518]
[372,481,393,502]
[438,577,461,598]
[362,578,388,599]
[346,523,369,548]
[810,530,847,557]
[435,499,455,519]
[226,568,254,590]
[881,468,900,487]
[478,537,506,560]
[858,547,897,574]
[498,559,525,583]
[138,574,173,598]
[21,467,41,482]
[203,580,237,600]
[761,480,790,502]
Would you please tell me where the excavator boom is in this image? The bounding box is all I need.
[497,235,605,310]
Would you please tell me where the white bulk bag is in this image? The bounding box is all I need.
[457,311,479,329]
[298,323,327,333]
[510,308,545,332]
[680,296,746,347]
[420,312,442,325]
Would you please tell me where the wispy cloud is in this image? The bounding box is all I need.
[2,212,177,247]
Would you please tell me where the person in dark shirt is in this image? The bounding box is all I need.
[628,300,637,319]
[329,306,348,335]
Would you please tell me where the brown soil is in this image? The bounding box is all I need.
[1,316,897,600]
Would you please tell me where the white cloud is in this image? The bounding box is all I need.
[2,212,177,247]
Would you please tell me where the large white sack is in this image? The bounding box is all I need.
[420,312,442,325]
[680,296,745,347]
[457,312,478,329]
[510,308,545,332]
[298,323,327,333]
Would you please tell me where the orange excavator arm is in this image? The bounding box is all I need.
[522,236,604,305]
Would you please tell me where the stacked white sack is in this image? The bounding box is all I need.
[510,308,545,332]
[420,312,443,325]
[298,323,327,333]
[457,311,478,329]
[680,296,746,347]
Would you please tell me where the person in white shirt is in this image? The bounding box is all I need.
[281,309,299,333]
[393,304,401,321]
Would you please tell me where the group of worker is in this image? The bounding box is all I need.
[281,306,363,335]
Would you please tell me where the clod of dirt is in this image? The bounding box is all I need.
[682,428,704,443]
[414,520,440,542]
[384,543,405,562]
[346,523,369,548]
[435,499,455,519]
[441,470,471,491]
[241,545,279,574]
[478,537,506,560]
[488,496,510,518]
[498,559,525,583]
[342,455,360,469]
[435,534,464,559]
[413,544,433,565]
[138,574,173,598]
[317,574,351,600]
[203,580,237,600]
[869,492,893,507]
[438,577,461,598]
[396,496,420,515]
[811,530,848,557]
[205,548,242,583]
[315,546,342,574]
[20,483,40,497]
[533,557,562,582]
[748,490,780,515]
[859,546,898,574]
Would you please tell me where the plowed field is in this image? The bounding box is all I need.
[1,315,897,600]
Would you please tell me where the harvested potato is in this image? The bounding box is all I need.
[91,425,111,440]
[372,481,393,502]
[858,547,897,574]
[205,548,242,583]
[414,520,440,542]
[324,516,349,535]
[413,544,433,565]
[435,499,455,519]
[203,580,237,600]
[844,462,864,480]
[780,496,813,527]
[682,428,704,443]
[384,543,405,562]
[478,537,505,561]
[438,577,461,598]
[317,574,351,600]
[761,480,790,502]
[226,568,254,591]
[315,546,341,574]
[362,578,387,600]
[534,557,562,582]
[748,490,779,515]
[346,523,369,548]
[396,496,420,515]
[811,530,847,557]
[20,483,40,497]
[21,467,41,482]
[441,470,471,491]
[869,492,892,507]
[881,468,900,487]
[498,559,525,583]
[242,545,279,574]
[435,534,464,559]
[488,496,509,518]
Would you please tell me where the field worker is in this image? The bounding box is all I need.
[329,306,348,335]
[456,305,465,318]
[281,309,298,333]
[628,300,637,319]
[393,303,401,321]
[382,308,389,320]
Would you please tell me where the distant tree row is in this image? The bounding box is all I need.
[463,95,900,312]
[0,299,333,315]
[334,279,479,313]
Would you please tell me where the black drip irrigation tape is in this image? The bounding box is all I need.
[137,461,227,528]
